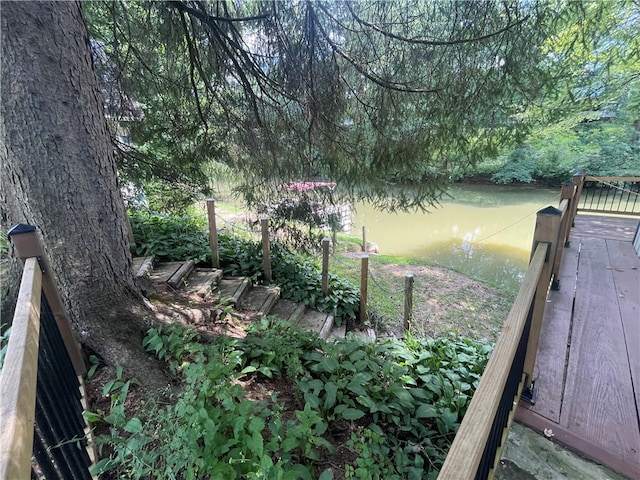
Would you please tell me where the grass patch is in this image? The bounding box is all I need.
[330,233,515,341]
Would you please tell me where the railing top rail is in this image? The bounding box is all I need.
[438,242,549,479]
[0,257,42,480]
[584,176,640,182]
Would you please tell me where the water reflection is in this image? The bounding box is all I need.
[349,184,559,292]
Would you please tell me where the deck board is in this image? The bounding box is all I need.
[569,214,638,241]
[528,244,578,423]
[607,239,640,413]
[560,236,640,466]
[515,214,640,479]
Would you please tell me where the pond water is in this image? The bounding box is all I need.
[348,184,561,292]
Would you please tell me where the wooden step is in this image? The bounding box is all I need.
[237,285,281,316]
[270,299,306,323]
[350,328,377,343]
[167,260,195,289]
[213,277,251,305]
[295,310,334,339]
[148,261,183,284]
[132,256,154,278]
[184,269,224,298]
[327,324,347,342]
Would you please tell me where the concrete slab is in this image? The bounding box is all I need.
[496,423,630,480]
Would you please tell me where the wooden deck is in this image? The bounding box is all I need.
[515,214,640,479]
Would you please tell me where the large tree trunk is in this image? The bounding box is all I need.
[1,2,166,386]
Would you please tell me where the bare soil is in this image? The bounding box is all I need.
[375,262,513,340]
[336,248,514,342]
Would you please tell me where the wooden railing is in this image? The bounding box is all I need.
[438,176,581,479]
[578,176,640,216]
[0,225,92,480]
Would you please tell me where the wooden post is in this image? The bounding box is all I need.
[321,237,330,296]
[522,207,562,397]
[261,216,272,282]
[570,172,585,227]
[7,225,85,376]
[551,181,576,290]
[362,226,367,252]
[125,212,136,254]
[360,254,369,323]
[206,198,220,268]
[559,181,576,247]
[403,273,414,332]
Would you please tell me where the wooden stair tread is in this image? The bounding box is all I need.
[132,256,154,277]
[148,261,343,340]
[148,262,183,284]
[237,285,280,316]
[167,260,195,289]
[184,269,224,297]
[270,299,304,322]
[327,324,347,342]
[295,310,334,339]
[214,277,251,305]
[350,328,376,342]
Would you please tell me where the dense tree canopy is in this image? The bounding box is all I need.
[84,0,640,211]
[2,0,638,380]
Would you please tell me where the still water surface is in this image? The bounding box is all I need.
[349,184,560,292]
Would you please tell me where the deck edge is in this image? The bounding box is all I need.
[515,404,640,479]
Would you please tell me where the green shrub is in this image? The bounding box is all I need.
[129,210,210,263]
[143,180,200,215]
[491,147,536,184]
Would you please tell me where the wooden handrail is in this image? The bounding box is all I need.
[585,176,640,182]
[2,225,94,479]
[569,173,585,228]
[522,207,562,392]
[0,258,43,480]
[438,243,549,479]
[551,183,575,290]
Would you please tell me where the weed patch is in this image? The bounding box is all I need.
[88,321,492,479]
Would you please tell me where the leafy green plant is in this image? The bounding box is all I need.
[238,318,324,378]
[218,233,264,281]
[296,332,492,476]
[91,324,334,479]
[91,315,492,478]
[129,210,210,263]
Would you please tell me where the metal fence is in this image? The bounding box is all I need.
[0,225,91,480]
[579,176,640,216]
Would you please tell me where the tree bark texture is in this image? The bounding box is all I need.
[1,2,165,385]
